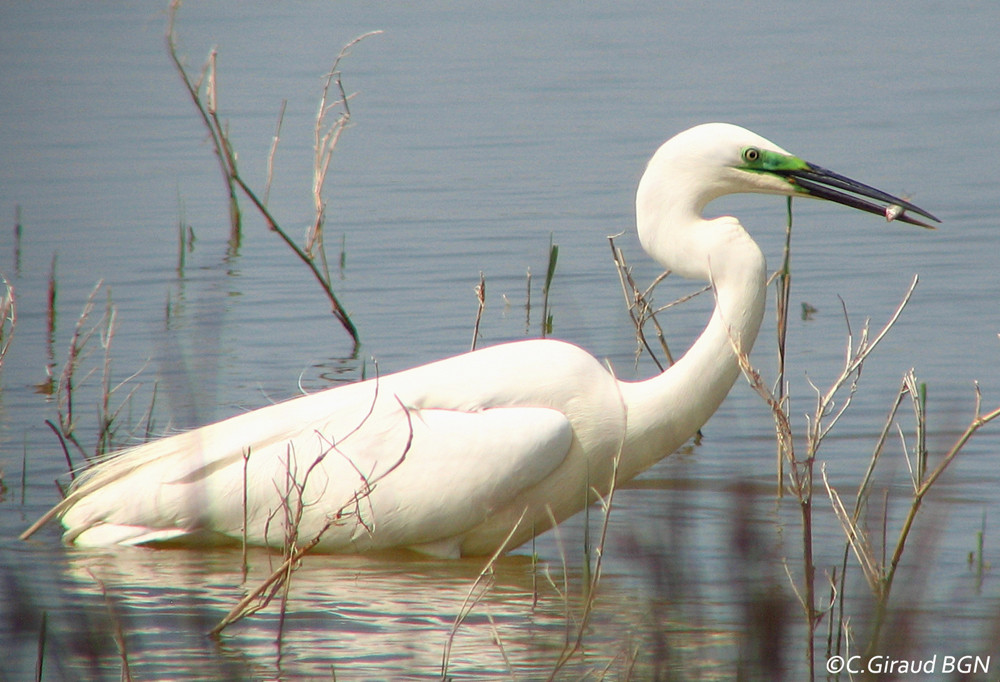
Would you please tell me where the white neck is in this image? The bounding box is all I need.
[617,208,767,481]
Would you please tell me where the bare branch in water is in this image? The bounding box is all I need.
[166,1,377,349]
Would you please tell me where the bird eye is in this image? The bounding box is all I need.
[742,147,761,163]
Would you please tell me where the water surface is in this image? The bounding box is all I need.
[1,2,998,678]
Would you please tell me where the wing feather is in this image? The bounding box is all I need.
[45,339,602,555]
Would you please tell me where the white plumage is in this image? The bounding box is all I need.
[23,123,936,558]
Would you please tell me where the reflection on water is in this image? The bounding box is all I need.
[4,442,998,679]
[23,473,983,680]
[2,0,1000,678]
[50,544,743,680]
[9,474,801,680]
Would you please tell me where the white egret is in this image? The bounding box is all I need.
[22,123,938,558]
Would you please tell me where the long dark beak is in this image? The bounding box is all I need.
[781,163,940,229]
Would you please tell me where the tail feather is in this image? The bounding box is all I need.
[24,379,380,543]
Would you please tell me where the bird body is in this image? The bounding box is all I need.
[59,339,628,557]
[24,123,938,557]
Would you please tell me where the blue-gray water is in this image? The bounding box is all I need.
[1,2,998,679]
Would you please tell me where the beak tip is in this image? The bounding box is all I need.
[791,165,939,230]
[886,204,940,229]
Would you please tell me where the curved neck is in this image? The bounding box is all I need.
[617,219,767,481]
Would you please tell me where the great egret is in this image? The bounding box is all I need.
[22,123,937,558]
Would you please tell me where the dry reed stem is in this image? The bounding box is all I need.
[210,516,333,637]
[609,199,994,675]
[58,283,147,462]
[262,99,286,207]
[441,428,626,679]
[545,370,627,680]
[885,382,1000,590]
[214,387,412,636]
[482,606,516,677]
[87,569,133,682]
[823,465,881,593]
[824,372,1000,655]
[34,611,46,682]
[95,295,150,457]
[0,273,15,366]
[471,271,486,351]
[441,509,528,679]
[166,3,241,243]
[308,31,382,267]
[732,272,917,679]
[22,283,151,534]
[56,281,104,455]
[47,281,130,468]
[241,447,251,583]
[166,1,366,346]
[608,233,697,371]
[774,198,795,494]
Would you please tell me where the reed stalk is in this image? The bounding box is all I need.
[541,234,558,337]
[609,196,1000,677]
[0,272,15,367]
[471,271,486,350]
[166,1,373,348]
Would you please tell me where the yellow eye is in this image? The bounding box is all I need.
[742,147,761,163]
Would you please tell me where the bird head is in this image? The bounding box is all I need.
[634,122,939,280]
[639,122,939,229]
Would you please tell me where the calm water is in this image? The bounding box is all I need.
[1,1,999,679]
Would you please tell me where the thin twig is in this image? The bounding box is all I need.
[775,197,794,494]
[212,388,413,636]
[263,99,287,207]
[87,569,133,681]
[166,2,370,347]
[547,366,628,680]
[441,509,528,679]
[608,234,695,370]
[471,271,486,351]
[0,273,15,366]
[166,2,241,240]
